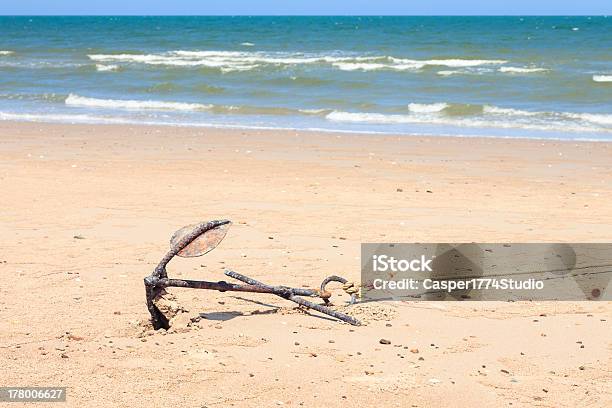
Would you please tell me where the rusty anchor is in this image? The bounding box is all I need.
[144,220,360,329]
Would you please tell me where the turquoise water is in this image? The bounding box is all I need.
[0,16,610,139]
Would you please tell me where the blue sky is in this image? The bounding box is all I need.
[2,0,610,15]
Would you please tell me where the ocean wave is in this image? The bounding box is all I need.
[407,103,449,113]
[95,64,120,72]
[437,70,460,76]
[326,105,612,133]
[592,75,612,83]
[298,108,333,115]
[0,92,65,103]
[65,94,214,111]
[86,51,263,70]
[499,66,549,74]
[0,111,136,125]
[3,108,610,140]
[333,61,425,71]
[566,112,612,126]
[326,111,410,124]
[416,58,507,67]
[0,50,14,56]
[0,60,87,69]
[483,105,540,116]
[58,92,612,134]
[241,42,255,47]
[87,51,507,72]
[436,67,497,77]
[64,94,330,117]
[327,58,505,72]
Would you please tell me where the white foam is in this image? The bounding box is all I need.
[420,58,507,67]
[0,111,134,125]
[241,42,255,47]
[298,108,332,115]
[592,75,612,83]
[171,50,246,58]
[333,61,426,71]
[95,64,119,72]
[437,70,461,76]
[566,112,612,126]
[499,66,549,74]
[220,65,259,73]
[334,58,504,72]
[65,94,213,111]
[89,51,314,71]
[326,106,611,133]
[2,108,610,140]
[326,111,412,124]
[89,53,235,68]
[483,105,540,116]
[0,50,14,56]
[408,103,449,113]
[333,62,389,71]
[87,51,506,73]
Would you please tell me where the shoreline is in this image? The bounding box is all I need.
[2,118,612,143]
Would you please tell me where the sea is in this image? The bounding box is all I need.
[0,16,611,140]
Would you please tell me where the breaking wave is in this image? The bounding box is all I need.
[326,104,612,133]
[87,51,507,72]
[407,103,449,113]
[64,94,331,117]
[61,94,612,133]
[95,64,120,72]
[65,94,213,111]
[592,75,612,83]
[437,70,461,76]
[499,66,549,74]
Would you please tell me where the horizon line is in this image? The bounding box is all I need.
[0,14,609,17]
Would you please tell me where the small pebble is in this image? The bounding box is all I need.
[379,339,391,345]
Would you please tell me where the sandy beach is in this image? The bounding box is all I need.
[1,121,611,407]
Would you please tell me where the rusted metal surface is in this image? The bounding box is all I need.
[144,220,360,329]
[320,275,358,305]
[224,270,360,326]
[171,222,231,258]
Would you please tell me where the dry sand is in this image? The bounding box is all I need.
[1,121,610,407]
